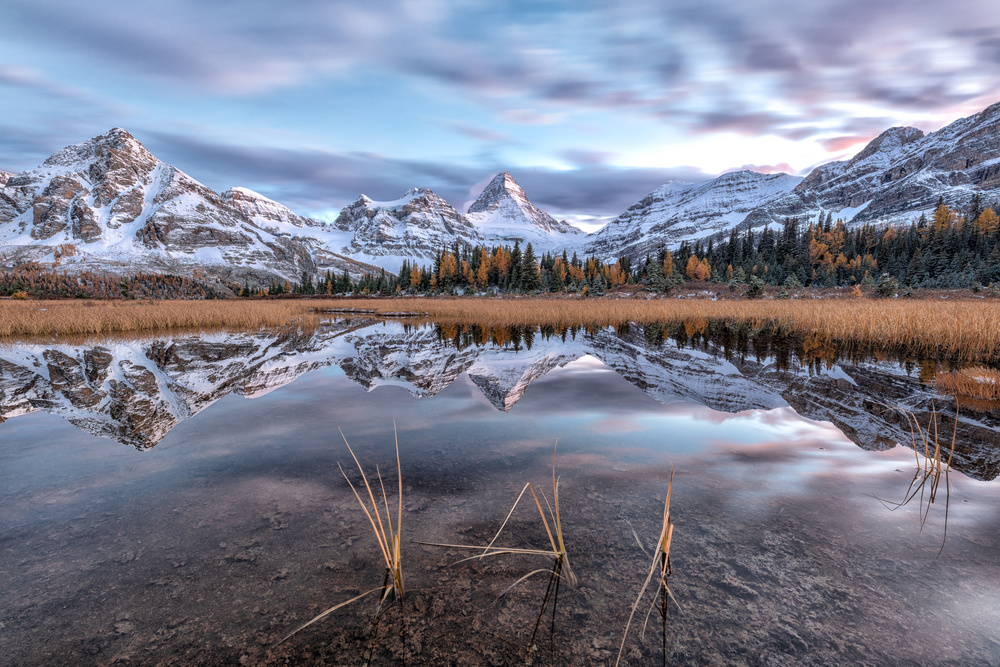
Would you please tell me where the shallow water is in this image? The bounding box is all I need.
[1,319,999,665]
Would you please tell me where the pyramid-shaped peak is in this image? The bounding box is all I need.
[468,171,531,213]
[43,127,156,168]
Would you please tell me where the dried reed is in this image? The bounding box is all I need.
[0,299,326,339]
[616,471,675,667]
[416,442,575,653]
[279,425,405,649]
[4,296,999,360]
[935,366,1000,407]
[874,405,956,556]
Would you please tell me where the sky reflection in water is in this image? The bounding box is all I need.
[1,328,998,664]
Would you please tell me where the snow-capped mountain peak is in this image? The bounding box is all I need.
[330,187,481,268]
[465,171,584,251]
[221,186,326,231]
[468,171,531,213]
[0,128,332,286]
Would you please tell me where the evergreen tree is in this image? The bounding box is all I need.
[520,243,540,291]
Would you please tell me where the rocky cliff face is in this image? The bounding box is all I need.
[466,172,585,252]
[327,174,586,270]
[0,129,323,285]
[2,321,996,480]
[0,171,13,187]
[767,102,1000,226]
[221,187,325,232]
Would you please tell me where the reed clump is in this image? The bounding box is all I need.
[935,366,1000,407]
[875,405,956,556]
[617,471,675,667]
[280,426,405,651]
[417,443,575,654]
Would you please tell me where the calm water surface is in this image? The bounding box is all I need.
[1,318,999,665]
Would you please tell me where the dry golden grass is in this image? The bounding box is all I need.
[0,299,326,339]
[617,471,675,667]
[874,405,956,556]
[935,366,1000,403]
[3,296,1000,360]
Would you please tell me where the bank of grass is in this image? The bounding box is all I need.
[0,298,325,338]
[2,295,999,360]
[935,367,1000,409]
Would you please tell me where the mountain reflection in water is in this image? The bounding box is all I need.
[1,316,998,480]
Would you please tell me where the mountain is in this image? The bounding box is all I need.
[221,186,326,233]
[0,171,12,187]
[331,187,482,271]
[327,174,585,270]
[466,172,586,252]
[220,186,382,278]
[590,101,1000,259]
[586,170,801,260]
[0,128,331,287]
[764,102,1000,227]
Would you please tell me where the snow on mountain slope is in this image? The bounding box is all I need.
[0,128,319,285]
[222,186,325,232]
[0,171,12,187]
[587,100,1000,260]
[466,172,586,253]
[220,186,381,278]
[586,170,801,261]
[764,101,1000,227]
[331,187,482,271]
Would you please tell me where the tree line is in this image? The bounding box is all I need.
[0,263,235,299]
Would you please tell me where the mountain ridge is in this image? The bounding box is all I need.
[5,100,1000,273]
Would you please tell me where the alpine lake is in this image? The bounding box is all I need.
[2,315,999,666]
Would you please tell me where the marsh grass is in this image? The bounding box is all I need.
[935,367,1000,410]
[4,297,1000,360]
[0,298,329,339]
[279,425,406,657]
[617,471,675,667]
[416,443,575,654]
[874,405,957,556]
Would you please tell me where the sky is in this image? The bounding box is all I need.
[2,0,1000,231]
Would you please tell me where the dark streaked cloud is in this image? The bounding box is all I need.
[3,0,1000,221]
[5,0,998,136]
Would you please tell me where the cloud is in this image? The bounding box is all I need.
[742,41,801,72]
[136,131,710,221]
[682,110,798,136]
[5,0,1000,203]
[559,150,615,166]
[442,121,510,144]
[818,136,874,153]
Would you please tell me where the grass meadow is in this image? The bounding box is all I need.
[1,295,998,360]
